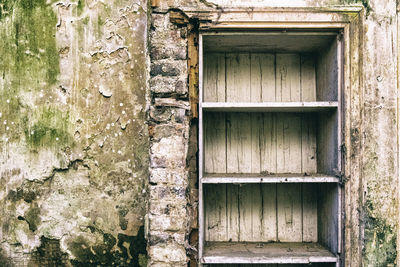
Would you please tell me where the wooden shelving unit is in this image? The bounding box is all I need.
[199,31,342,267]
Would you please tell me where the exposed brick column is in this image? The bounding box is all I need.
[148,11,190,267]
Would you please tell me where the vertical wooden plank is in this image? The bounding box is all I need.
[276,114,285,173]
[301,113,317,174]
[276,114,302,173]
[250,53,262,102]
[238,184,253,241]
[261,184,277,242]
[227,113,252,173]
[300,54,317,101]
[251,113,261,173]
[261,113,277,174]
[251,184,263,241]
[227,184,240,242]
[204,113,226,174]
[226,53,251,102]
[204,53,226,102]
[250,53,275,102]
[287,113,302,173]
[277,184,302,242]
[226,113,238,173]
[302,184,318,242]
[205,184,227,241]
[204,53,217,102]
[205,184,227,242]
[276,54,301,101]
[260,54,276,102]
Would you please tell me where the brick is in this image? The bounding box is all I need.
[150,136,187,168]
[149,168,188,186]
[148,244,187,262]
[149,185,187,201]
[150,76,187,95]
[149,214,187,232]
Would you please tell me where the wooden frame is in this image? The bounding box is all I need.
[197,6,363,267]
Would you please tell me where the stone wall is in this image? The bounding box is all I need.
[148,10,191,266]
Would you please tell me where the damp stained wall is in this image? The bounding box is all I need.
[0,0,149,266]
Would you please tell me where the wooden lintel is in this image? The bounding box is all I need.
[188,22,199,118]
[170,10,189,26]
[151,0,160,8]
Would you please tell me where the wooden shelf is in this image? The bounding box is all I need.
[202,242,337,264]
[201,173,340,184]
[201,101,338,112]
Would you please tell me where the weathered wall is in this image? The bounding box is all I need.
[0,0,398,266]
[0,0,149,266]
[361,0,398,266]
[148,0,399,267]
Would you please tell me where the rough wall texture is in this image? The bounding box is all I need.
[0,0,149,266]
[148,11,191,266]
[0,0,399,266]
[361,0,398,266]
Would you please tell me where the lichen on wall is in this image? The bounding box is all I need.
[0,0,149,266]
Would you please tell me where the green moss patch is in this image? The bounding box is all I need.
[364,200,397,266]
[24,107,73,148]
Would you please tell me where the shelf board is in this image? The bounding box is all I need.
[201,173,340,184]
[202,242,337,264]
[201,101,338,112]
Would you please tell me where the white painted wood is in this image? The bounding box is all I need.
[276,113,302,173]
[300,54,317,101]
[302,184,318,242]
[205,184,227,241]
[227,184,240,242]
[276,54,301,101]
[251,114,261,173]
[261,184,277,242]
[318,184,339,254]
[301,113,317,174]
[239,184,254,241]
[226,113,252,173]
[202,242,338,264]
[201,174,340,184]
[201,101,338,112]
[204,53,226,102]
[260,113,277,174]
[226,53,251,102]
[202,33,339,53]
[316,39,338,101]
[204,113,226,173]
[198,34,204,260]
[200,30,342,265]
[317,111,338,175]
[277,184,302,242]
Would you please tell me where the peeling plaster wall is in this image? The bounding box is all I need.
[0,0,149,266]
[0,0,399,266]
[361,0,398,266]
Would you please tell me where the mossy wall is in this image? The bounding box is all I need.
[0,0,149,266]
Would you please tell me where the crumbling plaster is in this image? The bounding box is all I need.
[0,0,149,266]
[0,0,398,266]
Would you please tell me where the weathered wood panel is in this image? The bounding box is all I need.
[204,112,318,175]
[204,112,226,174]
[205,184,320,243]
[204,53,226,102]
[277,183,302,242]
[204,53,317,103]
[276,54,301,101]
